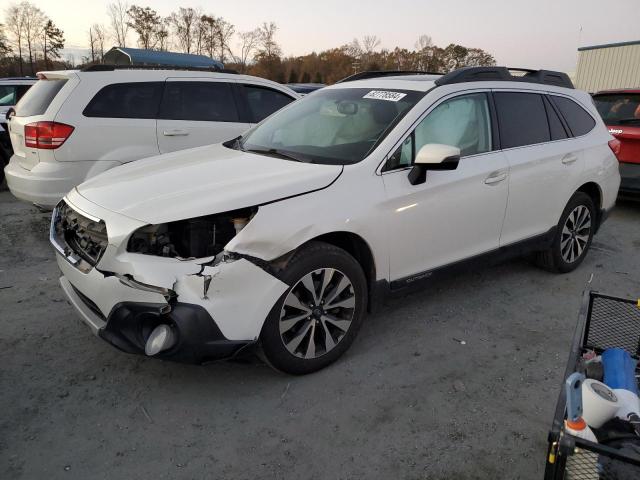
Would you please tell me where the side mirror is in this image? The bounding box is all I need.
[408,143,461,185]
[6,107,16,121]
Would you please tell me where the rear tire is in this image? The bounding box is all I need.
[535,192,596,273]
[260,241,367,375]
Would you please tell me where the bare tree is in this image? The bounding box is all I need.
[0,23,10,59]
[21,2,46,74]
[155,19,170,51]
[236,28,260,72]
[87,26,97,63]
[361,35,381,54]
[169,7,201,54]
[107,1,130,47]
[415,34,433,51]
[93,24,107,60]
[4,4,26,74]
[199,15,218,58]
[345,38,362,58]
[216,18,234,63]
[257,21,280,58]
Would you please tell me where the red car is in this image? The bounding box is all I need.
[593,89,640,198]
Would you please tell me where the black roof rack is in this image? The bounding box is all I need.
[81,64,236,74]
[336,70,442,83]
[434,66,574,89]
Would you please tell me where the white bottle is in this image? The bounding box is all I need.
[564,418,599,480]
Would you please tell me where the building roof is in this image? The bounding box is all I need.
[578,40,640,52]
[103,47,224,69]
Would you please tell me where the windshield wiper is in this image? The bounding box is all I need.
[617,118,640,125]
[244,147,310,163]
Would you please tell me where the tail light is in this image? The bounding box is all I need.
[24,121,74,149]
[608,138,622,160]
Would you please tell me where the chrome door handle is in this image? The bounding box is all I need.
[163,129,189,136]
[562,154,578,165]
[484,172,507,185]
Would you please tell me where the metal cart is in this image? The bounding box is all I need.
[545,290,640,479]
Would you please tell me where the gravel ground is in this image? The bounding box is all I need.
[1,190,639,480]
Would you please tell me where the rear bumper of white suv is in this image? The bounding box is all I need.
[4,155,119,209]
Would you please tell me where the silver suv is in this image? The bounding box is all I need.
[0,77,36,185]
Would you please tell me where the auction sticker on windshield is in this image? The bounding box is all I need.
[363,91,407,102]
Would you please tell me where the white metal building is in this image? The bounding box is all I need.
[575,40,640,92]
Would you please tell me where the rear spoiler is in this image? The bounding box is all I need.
[35,70,78,80]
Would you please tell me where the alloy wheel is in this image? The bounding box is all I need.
[279,268,356,359]
[560,205,591,264]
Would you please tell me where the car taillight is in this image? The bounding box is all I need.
[24,121,74,150]
[608,138,622,160]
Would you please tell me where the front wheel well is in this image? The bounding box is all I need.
[304,232,377,311]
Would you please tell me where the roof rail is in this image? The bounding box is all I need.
[80,64,236,74]
[434,66,574,89]
[336,70,442,83]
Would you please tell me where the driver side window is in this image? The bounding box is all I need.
[384,92,492,171]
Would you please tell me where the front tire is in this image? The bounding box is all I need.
[535,192,596,273]
[260,241,367,375]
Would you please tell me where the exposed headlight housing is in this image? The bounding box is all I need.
[127,207,257,259]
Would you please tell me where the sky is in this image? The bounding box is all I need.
[14,0,640,72]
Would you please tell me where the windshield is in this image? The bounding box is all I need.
[594,93,640,126]
[238,87,424,165]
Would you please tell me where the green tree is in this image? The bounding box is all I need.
[313,71,322,83]
[127,5,162,50]
[42,19,64,69]
[287,69,298,83]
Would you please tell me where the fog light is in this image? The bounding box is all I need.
[145,324,176,356]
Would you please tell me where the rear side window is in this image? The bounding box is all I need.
[15,80,67,117]
[494,92,550,149]
[550,96,596,136]
[243,85,294,122]
[83,82,163,119]
[159,81,239,122]
[593,93,640,127]
[16,85,32,102]
[543,96,568,141]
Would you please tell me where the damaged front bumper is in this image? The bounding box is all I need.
[53,193,289,364]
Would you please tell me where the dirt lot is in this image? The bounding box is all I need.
[1,190,639,480]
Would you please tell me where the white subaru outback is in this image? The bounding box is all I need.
[51,67,621,374]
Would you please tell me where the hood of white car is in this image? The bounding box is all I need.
[76,143,342,224]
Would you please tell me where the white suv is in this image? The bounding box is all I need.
[5,68,298,208]
[51,67,621,374]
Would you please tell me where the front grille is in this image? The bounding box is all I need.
[51,201,108,269]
